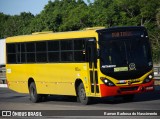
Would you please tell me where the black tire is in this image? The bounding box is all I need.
[77,83,91,105]
[122,94,135,102]
[29,82,42,103]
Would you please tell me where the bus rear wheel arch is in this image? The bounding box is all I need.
[29,81,42,103]
[28,79,48,103]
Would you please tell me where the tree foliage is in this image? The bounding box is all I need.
[0,0,160,62]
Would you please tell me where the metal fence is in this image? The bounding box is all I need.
[0,67,6,84]
[154,66,160,80]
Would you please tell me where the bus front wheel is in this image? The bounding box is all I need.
[29,82,42,103]
[77,83,91,105]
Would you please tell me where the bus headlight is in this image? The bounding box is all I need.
[143,74,153,83]
[100,77,115,86]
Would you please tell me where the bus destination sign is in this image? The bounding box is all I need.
[112,31,132,37]
[109,31,144,38]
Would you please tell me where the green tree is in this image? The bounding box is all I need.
[114,0,160,28]
[59,0,90,31]
[150,30,160,63]
[2,12,34,38]
[88,0,116,27]
[0,13,10,38]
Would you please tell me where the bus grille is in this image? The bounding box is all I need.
[120,86,138,92]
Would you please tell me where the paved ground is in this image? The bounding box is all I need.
[0,87,160,119]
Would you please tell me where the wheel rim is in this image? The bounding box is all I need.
[80,88,86,100]
[31,87,36,99]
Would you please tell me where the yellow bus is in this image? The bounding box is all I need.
[6,26,154,104]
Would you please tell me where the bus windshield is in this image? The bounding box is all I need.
[98,29,152,80]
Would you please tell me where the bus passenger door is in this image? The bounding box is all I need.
[86,39,99,95]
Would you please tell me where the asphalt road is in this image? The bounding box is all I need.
[0,87,160,119]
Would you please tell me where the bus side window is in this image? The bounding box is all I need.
[61,40,73,62]
[26,42,36,63]
[48,41,60,62]
[36,41,47,62]
[74,39,86,62]
[7,43,17,64]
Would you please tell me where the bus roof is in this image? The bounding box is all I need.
[6,26,146,43]
[6,28,103,43]
[96,26,146,33]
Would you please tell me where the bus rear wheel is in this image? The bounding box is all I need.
[29,82,42,103]
[77,83,91,105]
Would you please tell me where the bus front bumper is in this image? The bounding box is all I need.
[100,80,154,97]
